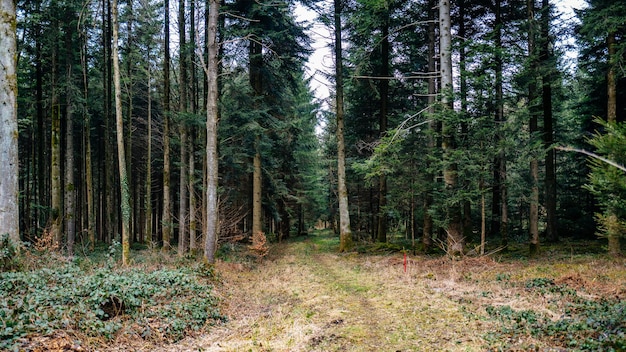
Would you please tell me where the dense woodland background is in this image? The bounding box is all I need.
[5,0,626,259]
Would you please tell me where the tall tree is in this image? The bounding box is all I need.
[335,0,353,252]
[527,0,540,255]
[0,0,19,246]
[162,0,173,250]
[440,0,463,254]
[112,0,131,265]
[494,0,508,248]
[541,0,557,243]
[422,0,437,252]
[178,0,189,255]
[204,0,220,264]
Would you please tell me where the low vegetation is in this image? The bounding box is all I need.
[2,231,625,351]
[0,241,225,351]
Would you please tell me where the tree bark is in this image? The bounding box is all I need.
[335,0,353,252]
[606,32,621,256]
[162,0,173,250]
[145,49,153,246]
[51,40,62,248]
[64,61,76,257]
[204,0,220,264]
[528,0,540,256]
[423,0,436,252]
[178,0,189,256]
[0,0,19,246]
[440,0,463,255]
[541,0,557,243]
[250,32,263,238]
[112,0,131,265]
[495,0,508,248]
[376,10,390,243]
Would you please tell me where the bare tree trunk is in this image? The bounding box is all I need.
[250,32,263,238]
[0,0,19,246]
[440,0,463,255]
[541,0,557,243]
[606,32,621,256]
[188,0,198,255]
[178,0,189,256]
[495,0,508,248]
[376,11,390,243]
[80,22,95,251]
[162,0,173,250]
[204,0,220,264]
[423,0,436,252]
[112,0,131,265]
[145,50,153,246]
[335,0,353,252]
[65,62,76,257]
[51,41,63,248]
[528,0,540,256]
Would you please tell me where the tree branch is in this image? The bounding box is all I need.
[555,145,626,172]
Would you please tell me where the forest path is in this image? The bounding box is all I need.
[160,233,488,351]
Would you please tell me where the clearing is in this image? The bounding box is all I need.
[155,232,626,351]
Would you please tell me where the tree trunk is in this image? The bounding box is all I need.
[0,0,19,246]
[252,148,262,236]
[335,0,353,252]
[250,33,263,238]
[64,62,76,257]
[188,0,198,255]
[162,0,173,250]
[80,22,95,251]
[606,32,621,256]
[528,0,540,256]
[204,0,220,264]
[495,0,508,248]
[423,0,436,252]
[440,0,463,255]
[145,49,153,246]
[376,11,390,243]
[178,0,188,256]
[112,0,131,265]
[51,41,63,249]
[541,0,557,243]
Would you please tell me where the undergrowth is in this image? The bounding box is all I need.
[484,277,626,351]
[0,247,225,351]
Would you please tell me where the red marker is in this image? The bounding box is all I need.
[403,252,407,273]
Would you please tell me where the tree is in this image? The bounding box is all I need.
[540,0,557,243]
[204,0,220,264]
[112,0,132,265]
[440,0,464,255]
[0,0,19,247]
[162,0,173,250]
[335,0,353,252]
[527,0,540,255]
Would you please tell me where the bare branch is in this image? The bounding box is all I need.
[555,145,626,172]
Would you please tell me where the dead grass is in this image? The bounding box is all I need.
[154,234,626,351]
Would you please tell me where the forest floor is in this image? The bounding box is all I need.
[153,231,626,352]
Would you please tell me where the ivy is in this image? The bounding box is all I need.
[0,264,225,350]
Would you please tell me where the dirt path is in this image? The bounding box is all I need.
[159,235,489,351]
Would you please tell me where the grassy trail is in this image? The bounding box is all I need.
[161,233,488,351]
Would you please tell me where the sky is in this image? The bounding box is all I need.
[295,0,589,113]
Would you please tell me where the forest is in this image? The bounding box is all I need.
[0,0,625,350]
